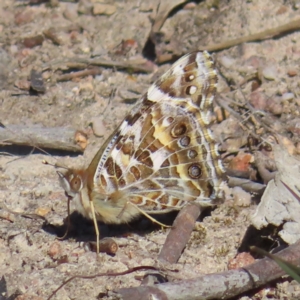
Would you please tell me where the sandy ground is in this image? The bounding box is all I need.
[0,0,300,299]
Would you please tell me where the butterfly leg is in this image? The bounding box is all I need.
[118,201,171,228]
[89,200,100,254]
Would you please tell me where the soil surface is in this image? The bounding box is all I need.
[1,0,300,299]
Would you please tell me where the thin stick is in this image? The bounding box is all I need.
[1,203,46,221]
[203,18,300,52]
[56,68,102,82]
[158,203,202,263]
[0,124,84,152]
[116,240,300,300]
[227,176,266,194]
[43,57,155,74]
[47,266,159,300]
[157,18,300,63]
[281,181,300,203]
[142,204,202,286]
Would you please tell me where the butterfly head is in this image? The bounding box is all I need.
[57,169,87,199]
[56,167,99,220]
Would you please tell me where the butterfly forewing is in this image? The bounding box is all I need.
[90,51,226,216]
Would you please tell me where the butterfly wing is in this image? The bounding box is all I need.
[89,51,225,219]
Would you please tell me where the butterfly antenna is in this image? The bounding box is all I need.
[42,160,69,170]
[43,160,71,240]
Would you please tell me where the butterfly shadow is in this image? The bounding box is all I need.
[42,210,180,249]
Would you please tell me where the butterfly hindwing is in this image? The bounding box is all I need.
[90,51,225,214]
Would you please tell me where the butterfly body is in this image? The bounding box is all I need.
[58,51,226,251]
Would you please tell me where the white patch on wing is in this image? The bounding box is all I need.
[171,75,181,91]
[147,85,169,102]
[110,147,119,161]
[196,51,210,70]
[131,120,142,148]
[188,86,197,95]
[119,120,129,132]
[150,148,169,171]
[172,62,186,75]
[199,110,209,125]
[162,117,173,127]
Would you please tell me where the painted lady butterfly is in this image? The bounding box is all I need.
[58,51,226,253]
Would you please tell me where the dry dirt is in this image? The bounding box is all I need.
[0,0,300,299]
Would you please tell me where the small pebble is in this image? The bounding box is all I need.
[229,152,253,173]
[281,92,294,102]
[30,69,46,93]
[48,241,62,259]
[219,55,235,68]
[276,5,288,15]
[266,98,283,115]
[245,55,262,70]
[78,0,93,15]
[15,10,34,25]
[183,2,197,9]
[262,65,277,80]
[23,35,44,48]
[251,79,261,91]
[249,91,266,110]
[228,252,255,270]
[233,186,251,207]
[64,3,78,21]
[50,0,59,7]
[75,130,88,150]
[294,2,300,9]
[93,3,116,15]
[10,45,18,55]
[35,207,51,217]
[287,68,297,77]
[79,81,94,92]
[15,79,31,91]
[91,118,107,137]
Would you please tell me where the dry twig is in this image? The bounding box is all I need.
[158,203,202,264]
[116,240,300,300]
[227,176,266,194]
[0,124,84,152]
[157,18,300,63]
[56,68,102,82]
[0,203,46,221]
[43,57,155,74]
[142,204,202,285]
[47,266,160,300]
[203,18,300,52]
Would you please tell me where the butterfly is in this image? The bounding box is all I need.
[58,51,226,254]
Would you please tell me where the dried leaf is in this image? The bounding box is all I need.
[252,144,300,244]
